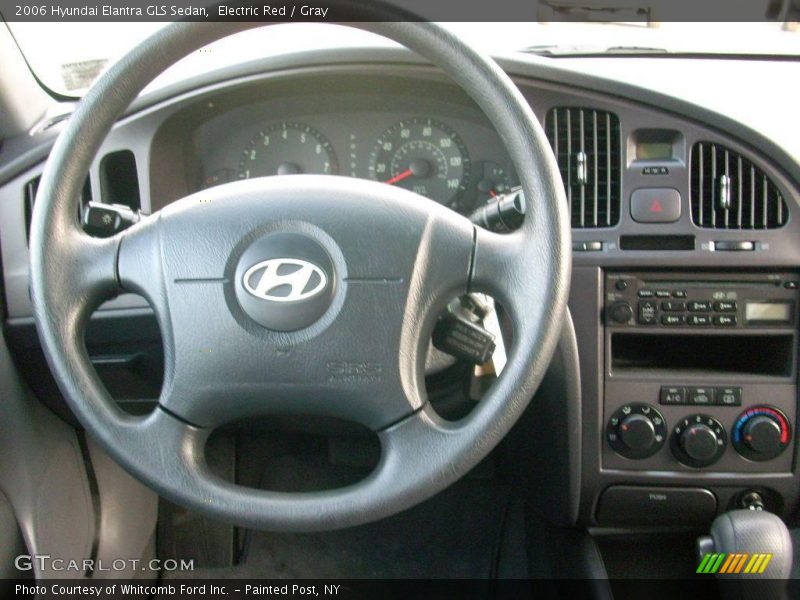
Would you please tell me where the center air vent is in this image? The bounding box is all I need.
[690,142,788,229]
[545,107,621,228]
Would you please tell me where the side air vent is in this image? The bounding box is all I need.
[23,176,41,243]
[690,142,788,229]
[545,107,621,228]
[24,175,92,245]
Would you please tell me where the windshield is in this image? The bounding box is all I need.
[6,21,800,98]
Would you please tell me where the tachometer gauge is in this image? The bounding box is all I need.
[238,122,338,179]
[369,118,471,208]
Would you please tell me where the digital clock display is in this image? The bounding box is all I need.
[636,142,673,161]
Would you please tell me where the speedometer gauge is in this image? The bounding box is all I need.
[238,122,338,180]
[369,118,471,209]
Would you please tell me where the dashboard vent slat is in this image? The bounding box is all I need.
[545,107,620,228]
[690,141,788,229]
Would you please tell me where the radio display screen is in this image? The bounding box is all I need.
[745,302,793,323]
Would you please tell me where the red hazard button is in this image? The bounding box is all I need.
[631,188,681,223]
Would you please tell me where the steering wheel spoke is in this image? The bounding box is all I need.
[28,205,123,394]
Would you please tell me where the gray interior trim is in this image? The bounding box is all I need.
[0,310,95,579]
[0,489,26,579]
[86,437,159,580]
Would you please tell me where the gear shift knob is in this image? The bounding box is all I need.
[697,510,792,600]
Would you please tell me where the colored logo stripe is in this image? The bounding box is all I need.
[698,553,773,574]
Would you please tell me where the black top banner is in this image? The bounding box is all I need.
[0,0,797,22]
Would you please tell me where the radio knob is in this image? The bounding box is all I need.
[609,302,633,324]
[619,413,656,452]
[680,424,720,464]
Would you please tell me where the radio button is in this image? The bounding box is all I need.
[661,386,688,405]
[638,289,655,298]
[655,290,671,298]
[688,314,712,326]
[672,290,688,298]
[688,301,712,312]
[661,314,685,326]
[717,387,742,406]
[689,387,715,405]
[714,315,737,327]
[713,301,737,312]
[638,300,658,325]
[662,300,686,312]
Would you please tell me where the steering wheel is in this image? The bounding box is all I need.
[29,18,570,531]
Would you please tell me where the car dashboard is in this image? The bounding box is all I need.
[1,46,800,531]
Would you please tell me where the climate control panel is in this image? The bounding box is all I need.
[603,383,796,473]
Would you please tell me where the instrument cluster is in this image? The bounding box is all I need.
[193,99,517,216]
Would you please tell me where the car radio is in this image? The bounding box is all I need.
[605,273,798,329]
[601,272,799,475]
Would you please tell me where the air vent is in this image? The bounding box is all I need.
[545,107,621,228]
[690,142,788,229]
[23,176,40,243]
[24,175,92,245]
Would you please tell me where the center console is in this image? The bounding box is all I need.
[603,271,797,473]
[588,271,800,525]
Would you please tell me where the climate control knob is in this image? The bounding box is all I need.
[607,404,666,459]
[618,414,655,452]
[733,406,791,461]
[681,424,719,463]
[671,415,726,468]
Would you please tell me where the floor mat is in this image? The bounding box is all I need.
[167,457,514,580]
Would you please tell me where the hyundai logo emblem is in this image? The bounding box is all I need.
[242,258,327,302]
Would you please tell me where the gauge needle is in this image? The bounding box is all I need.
[385,169,413,185]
